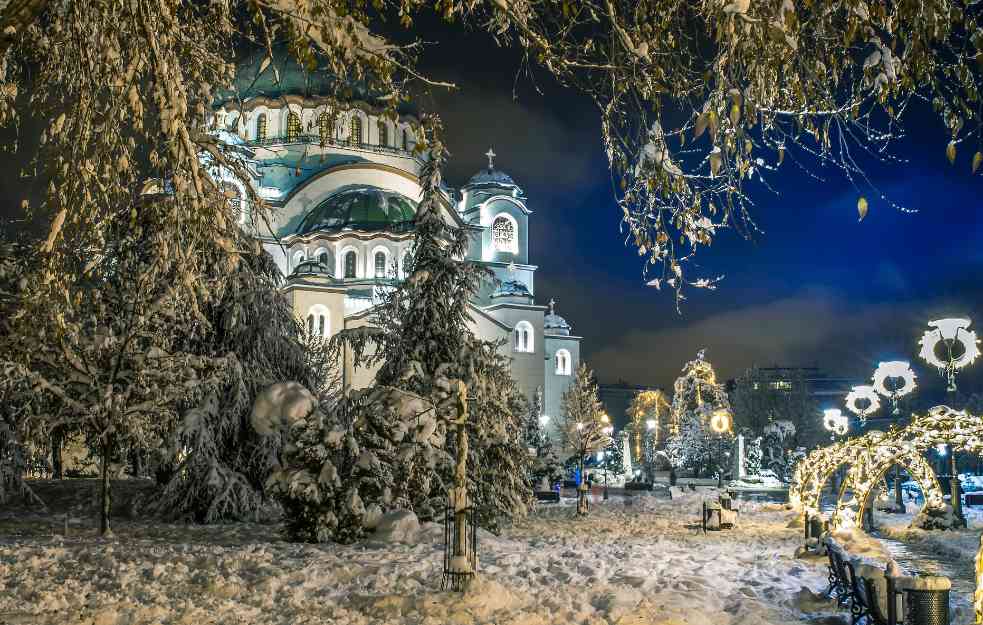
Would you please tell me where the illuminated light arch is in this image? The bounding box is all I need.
[830,438,943,530]
[828,406,983,530]
[795,436,875,519]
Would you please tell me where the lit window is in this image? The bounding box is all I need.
[306,306,329,337]
[374,251,386,278]
[256,113,267,141]
[350,116,362,145]
[378,120,389,147]
[492,214,517,254]
[286,112,302,142]
[555,349,572,375]
[318,111,333,144]
[344,250,357,278]
[514,321,534,353]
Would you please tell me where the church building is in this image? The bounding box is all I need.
[208,49,582,429]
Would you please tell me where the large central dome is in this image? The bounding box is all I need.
[295,186,418,235]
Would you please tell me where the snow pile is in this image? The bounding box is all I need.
[0,494,846,625]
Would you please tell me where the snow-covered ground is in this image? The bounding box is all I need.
[0,489,851,625]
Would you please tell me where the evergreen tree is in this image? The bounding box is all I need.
[267,116,531,542]
[664,350,732,477]
[523,388,562,485]
[598,436,626,482]
[2,198,230,535]
[151,234,334,523]
[558,363,611,513]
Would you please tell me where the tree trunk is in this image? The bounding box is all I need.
[50,429,63,480]
[99,436,113,536]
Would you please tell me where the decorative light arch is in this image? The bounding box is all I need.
[830,434,944,529]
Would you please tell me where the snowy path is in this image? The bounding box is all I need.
[0,495,844,625]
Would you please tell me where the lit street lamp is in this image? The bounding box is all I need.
[918,318,979,523]
[871,361,917,415]
[823,408,849,439]
[710,407,732,488]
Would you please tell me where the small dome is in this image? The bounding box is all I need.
[295,185,417,235]
[466,167,517,187]
[544,312,572,335]
[290,258,333,278]
[492,279,531,299]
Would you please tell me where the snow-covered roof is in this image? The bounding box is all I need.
[492,279,531,299]
[544,312,572,335]
[466,167,518,188]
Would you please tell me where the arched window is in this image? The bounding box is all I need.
[318,251,329,267]
[286,112,302,142]
[344,250,357,278]
[555,349,572,375]
[492,214,518,254]
[256,113,267,141]
[318,111,333,144]
[307,306,329,337]
[378,120,389,147]
[400,128,407,150]
[374,251,387,278]
[513,321,534,353]
[292,250,305,271]
[350,116,363,145]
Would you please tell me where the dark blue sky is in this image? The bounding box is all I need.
[415,20,983,394]
[3,19,981,398]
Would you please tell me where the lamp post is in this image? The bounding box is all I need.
[602,419,614,501]
[823,408,849,499]
[919,318,979,524]
[645,418,656,483]
[710,407,732,488]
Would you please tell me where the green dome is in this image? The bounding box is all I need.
[296,186,417,235]
[216,43,417,116]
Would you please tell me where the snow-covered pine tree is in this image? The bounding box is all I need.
[597,436,625,482]
[151,230,335,523]
[558,363,611,514]
[268,116,531,542]
[664,350,732,477]
[524,388,562,485]
[3,198,229,535]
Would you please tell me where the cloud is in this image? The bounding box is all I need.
[586,288,980,390]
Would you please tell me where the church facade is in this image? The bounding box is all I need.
[208,53,582,429]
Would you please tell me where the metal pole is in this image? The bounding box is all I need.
[950,447,963,524]
[717,436,723,488]
[894,465,903,510]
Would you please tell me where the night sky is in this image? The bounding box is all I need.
[3,16,983,399]
[411,17,983,397]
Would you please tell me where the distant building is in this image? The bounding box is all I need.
[725,366,861,403]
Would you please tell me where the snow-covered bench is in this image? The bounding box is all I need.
[825,536,952,625]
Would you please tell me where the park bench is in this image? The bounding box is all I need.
[534,490,560,503]
[824,539,850,607]
[825,538,952,625]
